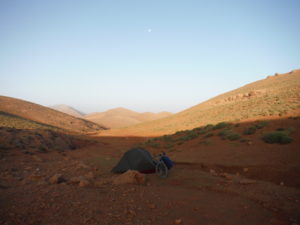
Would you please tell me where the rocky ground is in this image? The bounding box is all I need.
[1,134,300,225]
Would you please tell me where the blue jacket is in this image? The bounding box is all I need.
[160,156,173,169]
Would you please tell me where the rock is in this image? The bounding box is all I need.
[79,179,90,187]
[113,170,146,185]
[148,203,156,209]
[32,155,43,162]
[174,219,182,224]
[94,179,111,187]
[209,169,217,176]
[49,174,65,184]
[67,176,90,187]
[68,176,83,184]
[243,168,249,172]
[85,171,95,179]
[77,162,89,169]
[239,179,256,184]
[28,174,43,181]
[247,141,252,145]
[280,182,284,186]
[220,173,234,180]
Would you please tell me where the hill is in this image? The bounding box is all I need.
[51,104,85,118]
[84,107,173,128]
[105,69,300,135]
[0,96,107,133]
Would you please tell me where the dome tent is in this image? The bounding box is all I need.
[111,148,156,173]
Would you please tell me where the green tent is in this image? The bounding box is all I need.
[111,148,156,173]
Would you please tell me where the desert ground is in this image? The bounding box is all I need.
[1,116,300,225]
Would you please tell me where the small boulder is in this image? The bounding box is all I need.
[85,171,95,179]
[113,170,146,185]
[49,174,65,184]
[174,219,182,224]
[94,179,111,187]
[68,176,83,184]
[79,179,90,187]
[32,155,43,162]
[239,179,256,185]
[220,173,234,180]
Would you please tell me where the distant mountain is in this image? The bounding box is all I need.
[106,69,300,135]
[51,104,85,118]
[84,107,173,129]
[0,96,107,133]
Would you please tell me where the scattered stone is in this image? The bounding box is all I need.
[32,155,43,162]
[220,173,234,180]
[94,179,111,187]
[247,141,252,145]
[28,174,43,181]
[77,162,89,169]
[85,171,95,179]
[113,170,146,185]
[79,179,90,187]
[243,168,249,172]
[280,182,284,186]
[148,203,156,209]
[209,169,217,176]
[239,179,256,184]
[68,176,87,184]
[174,218,182,224]
[49,174,65,184]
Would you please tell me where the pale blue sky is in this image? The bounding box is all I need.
[1,0,299,113]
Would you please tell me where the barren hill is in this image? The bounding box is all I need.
[106,69,300,135]
[84,107,172,128]
[51,104,85,118]
[0,96,106,133]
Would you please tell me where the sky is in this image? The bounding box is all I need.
[1,0,300,113]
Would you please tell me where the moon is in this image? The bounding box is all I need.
[148,28,152,33]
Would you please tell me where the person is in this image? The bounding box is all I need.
[159,152,173,169]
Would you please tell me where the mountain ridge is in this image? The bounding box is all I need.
[84,107,173,129]
[103,69,300,136]
[0,96,107,133]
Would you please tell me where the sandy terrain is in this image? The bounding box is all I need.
[1,117,299,225]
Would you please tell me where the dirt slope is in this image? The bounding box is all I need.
[1,117,299,225]
[85,107,172,128]
[106,69,300,136]
[51,104,85,118]
[0,96,106,133]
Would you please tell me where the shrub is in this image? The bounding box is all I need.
[218,129,240,141]
[178,130,199,142]
[255,121,268,129]
[38,145,48,152]
[262,131,293,144]
[226,133,241,141]
[243,126,257,135]
[148,141,161,148]
[145,139,161,148]
[204,124,215,131]
[213,122,231,130]
[162,135,173,142]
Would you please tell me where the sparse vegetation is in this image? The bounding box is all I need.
[144,139,161,148]
[213,122,231,130]
[255,121,268,129]
[262,131,293,144]
[204,132,214,138]
[0,111,61,131]
[243,126,257,135]
[218,129,241,141]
